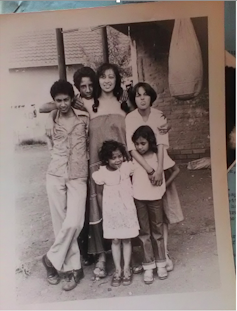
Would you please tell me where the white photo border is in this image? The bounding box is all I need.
[0,1,235,309]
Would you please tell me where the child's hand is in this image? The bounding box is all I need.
[151,170,163,186]
[45,117,54,138]
[73,95,88,111]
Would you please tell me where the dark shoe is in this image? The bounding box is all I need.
[62,269,84,291]
[83,255,95,266]
[42,254,60,285]
[111,270,122,287]
[122,269,132,286]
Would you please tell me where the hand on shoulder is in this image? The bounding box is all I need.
[72,95,88,112]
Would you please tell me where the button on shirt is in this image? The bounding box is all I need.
[47,108,89,179]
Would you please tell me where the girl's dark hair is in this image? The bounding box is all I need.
[132,125,158,153]
[50,79,75,100]
[98,140,129,165]
[129,82,157,108]
[92,63,129,113]
[73,66,97,97]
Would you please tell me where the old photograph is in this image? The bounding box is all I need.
[0,2,234,310]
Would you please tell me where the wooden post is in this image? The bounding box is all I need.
[101,27,109,63]
[129,31,139,84]
[56,28,67,80]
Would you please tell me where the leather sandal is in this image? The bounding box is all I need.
[122,269,132,286]
[111,270,122,287]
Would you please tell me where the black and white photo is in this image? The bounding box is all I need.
[0,2,235,310]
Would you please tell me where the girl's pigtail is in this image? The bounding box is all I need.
[121,101,130,113]
[92,98,99,113]
[118,88,130,113]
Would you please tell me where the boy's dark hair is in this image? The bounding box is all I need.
[129,82,157,108]
[73,66,97,95]
[50,79,75,100]
[93,63,129,113]
[132,125,158,153]
[98,140,129,165]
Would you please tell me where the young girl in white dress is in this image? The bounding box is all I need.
[92,140,139,287]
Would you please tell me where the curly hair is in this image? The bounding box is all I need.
[92,63,129,113]
[73,66,97,95]
[50,79,75,100]
[132,125,158,154]
[129,82,157,108]
[98,140,129,165]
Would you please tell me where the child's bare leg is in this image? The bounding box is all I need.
[122,239,132,273]
[122,239,133,285]
[111,239,122,273]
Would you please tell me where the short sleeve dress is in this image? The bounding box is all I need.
[92,161,140,240]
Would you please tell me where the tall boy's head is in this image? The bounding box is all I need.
[73,66,97,99]
[50,80,75,114]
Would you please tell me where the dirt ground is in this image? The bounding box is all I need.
[15,145,220,306]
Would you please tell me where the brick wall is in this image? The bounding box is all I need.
[155,88,210,164]
[133,23,210,164]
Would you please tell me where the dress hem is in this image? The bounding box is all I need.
[103,228,139,240]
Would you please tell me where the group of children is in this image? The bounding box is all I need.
[41,63,183,291]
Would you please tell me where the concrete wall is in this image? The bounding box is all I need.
[132,18,210,163]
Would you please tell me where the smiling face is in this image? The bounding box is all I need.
[135,86,151,111]
[54,94,72,114]
[134,136,149,155]
[99,68,116,94]
[79,77,94,99]
[107,149,124,170]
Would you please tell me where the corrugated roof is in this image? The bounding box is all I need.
[9,28,104,69]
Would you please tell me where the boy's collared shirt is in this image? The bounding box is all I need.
[47,108,89,179]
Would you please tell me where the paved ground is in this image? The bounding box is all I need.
[15,145,220,306]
